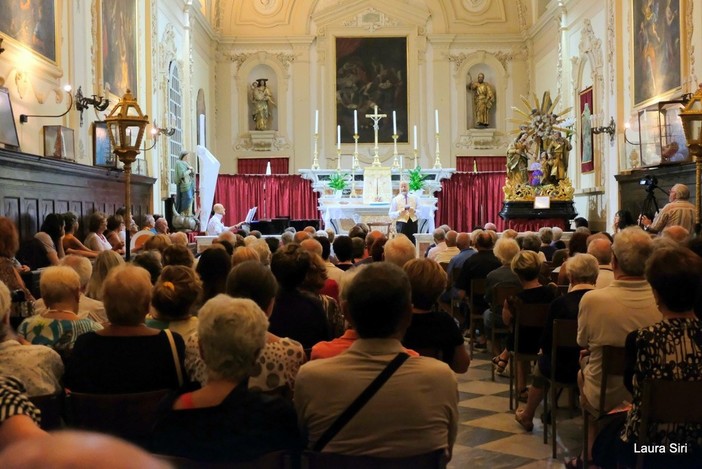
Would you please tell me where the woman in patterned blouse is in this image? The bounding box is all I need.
[618,246,702,467]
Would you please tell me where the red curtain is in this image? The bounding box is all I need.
[436,172,507,232]
[237,158,289,175]
[214,174,318,225]
[456,156,506,172]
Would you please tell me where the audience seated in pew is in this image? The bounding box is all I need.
[145,265,201,341]
[64,265,186,394]
[0,282,63,397]
[152,295,303,463]
[85,250,125,301]
[17,266,102,359]
[61,212,98,259]
[186,261,306,395]
[295,262,458,460]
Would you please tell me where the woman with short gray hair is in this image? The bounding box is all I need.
[151,295,302,463]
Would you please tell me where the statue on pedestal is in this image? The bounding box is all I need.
[250,79,275,131]
[467,72,495,128]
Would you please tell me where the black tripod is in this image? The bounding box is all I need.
[639,184,668,226]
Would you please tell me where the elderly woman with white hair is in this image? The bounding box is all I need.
[515,253,599,432]
[152,295,302,463]
[17,266,102,358]
[0,282,63,397]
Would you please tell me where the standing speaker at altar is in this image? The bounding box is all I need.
[389,181,418,243]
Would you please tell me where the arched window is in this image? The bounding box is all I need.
[168,61,183,193]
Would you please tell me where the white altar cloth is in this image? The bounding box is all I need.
[322,200,436,234]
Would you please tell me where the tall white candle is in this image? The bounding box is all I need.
[435,109,439,133]
[393,111,397,135]
[315,110,319,134]
[337,125,341,149]
[354,110,358,134]
[375,105,378,114]
[413,125,418,150]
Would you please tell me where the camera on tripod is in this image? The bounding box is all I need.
[639,175,659,194]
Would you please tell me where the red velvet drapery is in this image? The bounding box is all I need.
[237,158,289,175]
[214,174,318,225]
[435,171,507,232]
[456,156,506,172]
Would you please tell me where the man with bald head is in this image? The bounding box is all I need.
[206,204,243,236]
[294,231,312,244]
[586,237,614,289]
[435,230,460,264]
[383,235,416,268]
[661,225,690,244]
[640,183,695,234]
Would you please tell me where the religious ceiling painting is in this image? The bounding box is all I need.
[0,0,56,62]
[633,0,681,106]
[335,37,408,144]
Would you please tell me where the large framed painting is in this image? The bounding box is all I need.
[336,37,408,144]
[579,87,594,173]
[100,0,137,98]
[0,0,56,62]
[633,0,681,106]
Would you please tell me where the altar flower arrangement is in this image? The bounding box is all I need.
[328,172,350,191]
[407,166,430,192]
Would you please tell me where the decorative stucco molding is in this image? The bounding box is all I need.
[449,49,519,72]
[223,51,295,73]
[607,1,615,95]
[341,8,400,32]
[578,19,604,91]
[685,0,696,87]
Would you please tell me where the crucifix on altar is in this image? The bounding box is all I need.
[361,105,392,204]
[366,105,386,167]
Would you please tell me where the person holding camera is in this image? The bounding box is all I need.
[389,181,418,241]
[639,183,695,234]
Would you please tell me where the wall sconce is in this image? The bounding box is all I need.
[19,84,73,123]
[592,116,616,144]
[141,122,175,151]
[75,86,110,127]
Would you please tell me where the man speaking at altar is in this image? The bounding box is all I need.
[389,181,418,243]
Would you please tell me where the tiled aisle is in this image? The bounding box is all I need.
[448,351,583,469]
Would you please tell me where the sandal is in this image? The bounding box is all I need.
[514,409,534,432]
[563,456,583,469]
[518,387,529,403]
[492,355,508,374]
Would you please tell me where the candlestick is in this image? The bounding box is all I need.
[354,110,358,134]
[413,148,418,169]
[393,110,397,135]
[413,125,417,150]
[392,132,399,169]
[353,133,360,171]
[433,131,442,169]
[314,110,319,134]
[336,148,341,171]
[311,132,320,170]
[435,109,439,133]
[337,125,341,150]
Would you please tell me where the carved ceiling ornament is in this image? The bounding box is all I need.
[578,19,604,91]
[461,0,490,14]
[253,0,280,16]
[342,7,400,32]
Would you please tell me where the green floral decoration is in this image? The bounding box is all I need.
[407,166,430,192]
[328,172,349,191]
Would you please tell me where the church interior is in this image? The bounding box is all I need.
[0,0,701,468]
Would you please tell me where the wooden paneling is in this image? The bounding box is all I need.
[0,149,155,243]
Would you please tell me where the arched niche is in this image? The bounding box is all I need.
[454,52,507,133]
[236,53,290,136]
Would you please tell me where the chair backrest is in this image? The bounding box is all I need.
[550,319,579,379]
[302,449,447,469]
[638,379,702,446]
[29,392,64,430]
[492,282,522,311]
[67,389,169,446]
[469,278,487,313]
[513,303,551,358]
[597,346,627,413]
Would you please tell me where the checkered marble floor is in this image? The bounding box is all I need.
[447,348,583,469]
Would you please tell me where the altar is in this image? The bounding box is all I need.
[300,168,454,234]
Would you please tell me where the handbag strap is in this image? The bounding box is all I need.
[313,352,409,452]
[164,329,184,387]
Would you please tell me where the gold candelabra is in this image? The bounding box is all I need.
[392,133,400,169]
[352,133,360,170]
[311,133,320,170]
[433,132,442,169]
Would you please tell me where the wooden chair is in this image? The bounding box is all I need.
[29,392,64,430]
[508,303,551,410]
[302,449,447,469]
[542,319,579,457]
[582,345,627,467]
[66,389,169,447]
[490,282,522,381]
[467,278,487,353]
[636,380,702,469]
[450,267,466,328]
[367,222,392,236]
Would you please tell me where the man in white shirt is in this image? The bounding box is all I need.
[206,204,243,236]
[389,181,418,242]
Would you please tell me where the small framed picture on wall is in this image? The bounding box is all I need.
[92,121,115,167]
[43,125,75,161]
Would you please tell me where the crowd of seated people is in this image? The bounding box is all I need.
[2,212,702,467]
